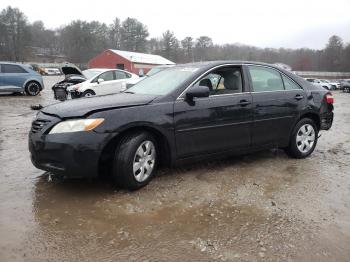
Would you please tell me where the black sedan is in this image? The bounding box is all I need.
[29,61,334,190]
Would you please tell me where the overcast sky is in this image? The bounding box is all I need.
[2,0,350,49]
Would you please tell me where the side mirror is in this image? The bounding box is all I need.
[185,86,210,101]
[97,78,104,84]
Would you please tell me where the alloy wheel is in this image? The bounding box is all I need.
[133,140,156,182]
[296,124,315,153]
[27,82,40,96]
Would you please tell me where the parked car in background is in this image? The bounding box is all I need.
[52,65,93,101]
[0,62,44,96]
[341,79,350,92]
[306,78,332,90]
[320,79,339,90]
[66,68,139,98]
[29,61,334,190]
[30,64,46,75]
[44,68,61,75]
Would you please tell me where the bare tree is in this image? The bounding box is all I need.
[120,17,149,52]
[161,30,179,61]
[0,6,30,61]
[324,35,344,71]
[181,37,194,62]
[195,36,213,61]
[108,17,121,49]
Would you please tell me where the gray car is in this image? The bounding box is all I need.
[0,62,44,96]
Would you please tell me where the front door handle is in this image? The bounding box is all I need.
[295,94,304,100]
[238,99,250,106]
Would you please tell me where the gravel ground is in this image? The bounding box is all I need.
[0,76,349,261]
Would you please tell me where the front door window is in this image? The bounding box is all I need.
[193,67,243,95]
[97,71,114,82]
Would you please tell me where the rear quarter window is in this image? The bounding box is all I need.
[282,75,301,90]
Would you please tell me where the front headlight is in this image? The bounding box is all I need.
[49,118,104,134]
[69,84,82,91]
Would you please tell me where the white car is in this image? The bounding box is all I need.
[67,68,139,98]
[320,79,340,90]
[306,78,332,90]
[44,68,61,75]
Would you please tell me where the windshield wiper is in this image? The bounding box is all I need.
[123,91,135,94]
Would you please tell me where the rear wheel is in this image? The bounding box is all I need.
[285,118,318,158]
[25,81,41,96]
[112,132,157,190]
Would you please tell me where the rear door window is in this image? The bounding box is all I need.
[282,75,301,90]
[248,66,284,92]
[114,71,128,80]
[1,64,27,73]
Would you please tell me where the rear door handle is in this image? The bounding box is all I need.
[295,94,304,100]
[238,99,250,106]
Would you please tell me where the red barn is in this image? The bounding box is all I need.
[88,49,175,75]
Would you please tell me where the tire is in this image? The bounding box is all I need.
[112,132,157,190]
[82,90,95,97]
[25,81,41,96]
[285,118,318,159]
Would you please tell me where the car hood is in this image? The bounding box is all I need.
[42,93,158,118]
[60,65,84,76]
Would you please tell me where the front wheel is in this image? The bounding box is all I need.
[82,90,95,97]
[285,118,318,158]
[112,132,157,190]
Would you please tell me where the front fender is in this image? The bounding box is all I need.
[90,103,176,165]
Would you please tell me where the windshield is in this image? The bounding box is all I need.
[127,67,199,96]
[146,67,164,77]
[83,69,103,79]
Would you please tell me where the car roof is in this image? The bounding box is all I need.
[175,60,276,67]
[171,60,298,74]
[152,65,175,68]
[0,61,26,66]
[85,68,110,71]
[0,61,16,64]
[86,68,133,73]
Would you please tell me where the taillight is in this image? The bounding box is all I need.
[325,93,334,104]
